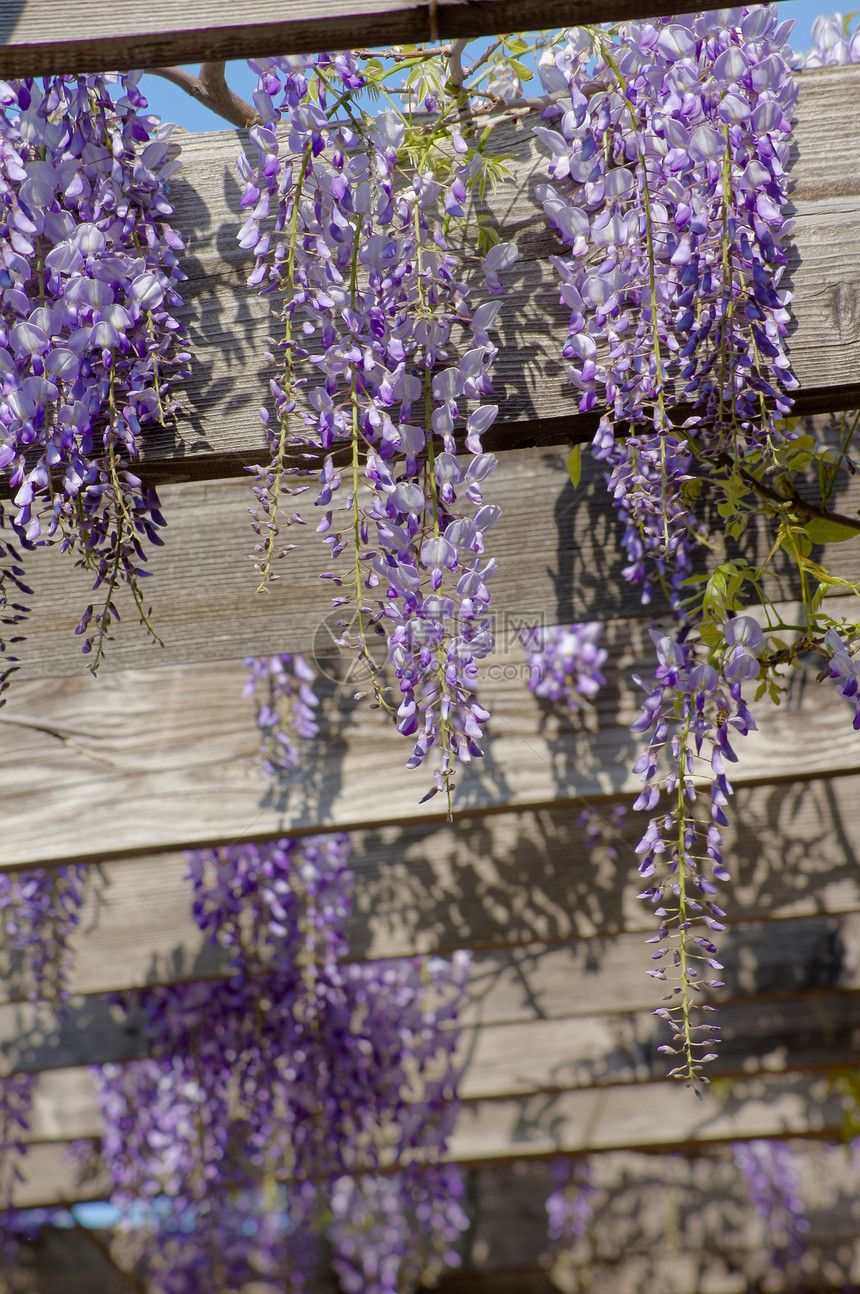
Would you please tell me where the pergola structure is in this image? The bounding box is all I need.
[3,3,860,1290]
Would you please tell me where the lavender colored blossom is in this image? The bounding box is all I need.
[0,73,188,669]
[521,621,607,711]
[0,863,89,1001]
[329,1164,469,1293]
[537,10,797,606]
[546,1157,594,1248]
[803,13,860,65]
[239,54,517,807]
[92,835,471,1292]
[0,1072,37,1250]
[734,1139,809,1269]
[824,627,860,728]
[631,624,758,1086]
[243,651,320,776]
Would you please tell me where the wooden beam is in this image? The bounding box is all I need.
[5,925,860,1080]
[0,0,740,79]
[5,755,860,1041]
[11,447,860,679]
[7,1070,850,1209]
[0,623,858,868]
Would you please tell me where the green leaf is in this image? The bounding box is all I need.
[805,517,859,545]
[567,444,582,488]
[509,58,534,82]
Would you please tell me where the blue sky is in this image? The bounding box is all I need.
[138,1,840,133]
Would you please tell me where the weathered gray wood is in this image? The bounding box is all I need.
[0,0,739,79]
[7,1071,848,1212]
[5,767,860,994]
[7,950,860,1094]
[0,614,858,868]
[10,444,860,679]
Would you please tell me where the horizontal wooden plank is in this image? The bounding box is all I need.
[4,766,860,994]
[8,957,860,1094]
[1,612,859,867]
[11,443,860,679]
[466,1150,860,1289]
[8,1071,849,1207]
[0,0,738,79]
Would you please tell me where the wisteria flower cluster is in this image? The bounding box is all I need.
[243,650,320,776]
[329,1164,468,1294]
[0,72,187,674]
[238,52,517,809]
[521,621,607,712]
[631,615,763,1085]
[0,1072,37,1243]
[537,8,797,608]
[92,835,471,1292]
[734,1139,809,1270]
[0,863,88,1002]
[803,12,860,65]
[545,1156,594,1247]
[528,9,860,1087]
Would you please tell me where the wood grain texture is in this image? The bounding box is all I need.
[5,931,860,1083]
[11,443,860,678]
[0,0,737,78]
[9,987,860,1141]
[0,613,858,868]
[2,767,860,1006]
[7,1071,849,1210]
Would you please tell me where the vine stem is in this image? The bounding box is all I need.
[255,140,314,592]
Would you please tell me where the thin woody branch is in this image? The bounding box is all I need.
[147,62,259,129]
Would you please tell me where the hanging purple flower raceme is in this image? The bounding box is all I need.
[92,835,471,1293]
[0,72,188,669]
[0,863,88,1002]
[534,11,798,1087]
[521,621,607,711]
[803,13,860,65]
[239,54,517,810]
[329,1164,469,1294]
[734,1139,809,1270]
[0,1072,37,1244]
[823,627,860,728]
[545,1156,594,1249]
[243,651,320,776]
[631,615,763,1086]
[537,10,797,608]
